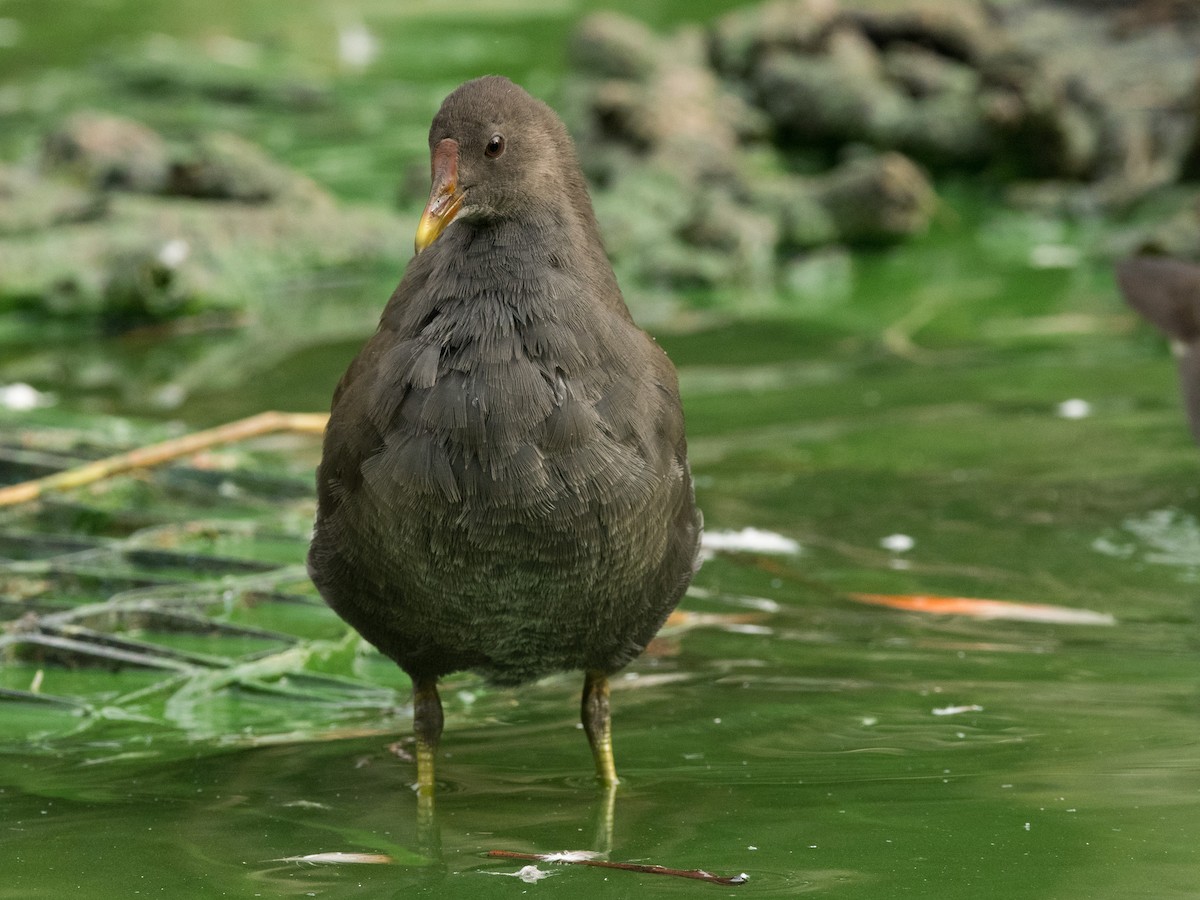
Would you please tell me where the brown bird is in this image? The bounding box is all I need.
[1115,254,1200,443]
[307,76,701,792]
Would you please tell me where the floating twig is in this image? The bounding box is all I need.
[0,411,328,507]
[485,850,748,886]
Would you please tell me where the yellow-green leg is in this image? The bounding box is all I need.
[582,670,619,786]
[412,677,443,797]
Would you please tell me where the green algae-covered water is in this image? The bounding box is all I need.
[2,2,1199,897]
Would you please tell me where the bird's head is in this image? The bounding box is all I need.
[414,76,582,254]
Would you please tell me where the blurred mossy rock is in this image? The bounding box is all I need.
[5,115,406,323]
[165,132,328,204]
[707,0,1198,199]
[42,112,172,193]
[724,2,1115,179]
[1,194,406,322]
[0,164,107,235]
[710,0,1010,171]
[839,3,999,64]
[102,34,328,111]
[997,0,1200,201]
[566,0,1200,297]
[1125,193,1200,261]
[747,152,936,249]
[811,152,937,244]
[42,113,328,205]
[569,15,761,181]
[708,0,841,78]
[751,24,994,167]
[567,10,937,297]
[569,11,661,81]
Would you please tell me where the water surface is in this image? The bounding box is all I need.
[2,2,1199,898]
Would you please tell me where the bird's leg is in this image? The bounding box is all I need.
[412,677,443,796]
[582,670,619,786]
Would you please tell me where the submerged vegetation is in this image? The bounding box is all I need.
[0,416,386,745]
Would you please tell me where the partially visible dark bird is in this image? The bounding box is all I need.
[1115,254,1200,443]
[307,76,701,791]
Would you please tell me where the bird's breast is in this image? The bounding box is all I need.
[358,317,661,524]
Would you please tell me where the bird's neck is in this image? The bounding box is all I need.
[453,210,622,322]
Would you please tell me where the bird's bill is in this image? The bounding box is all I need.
[415,138,464,254]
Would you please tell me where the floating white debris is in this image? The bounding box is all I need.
[722,623,774,635]
[339,23,379,69]
[151,383,187,410]
[517,865,552,883]
[745,596,781,612]
[880,533,914,553]
[483,865,556,882]
[541,851,602,863]
[274,852,393,864]
[701,528,799,555]
[1,382,54,411]
[932,704,983,716]
[157,238,190,268]
[1056,398,1091,419]
[1030,244,1081,269]
[1118,508,1200,570]
[1091,536,1134,559]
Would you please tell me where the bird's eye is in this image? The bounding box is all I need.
[485,134,505,158]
